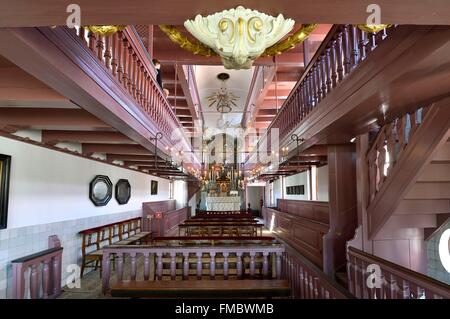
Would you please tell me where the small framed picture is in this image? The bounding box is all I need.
[151,180,158,195]
[0,154,11,229]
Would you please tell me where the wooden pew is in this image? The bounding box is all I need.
[79,217,151,276]
[111,280,291,298]
[196,210,252,218]
[179,223,264,237]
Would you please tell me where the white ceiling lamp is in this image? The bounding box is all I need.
[184,6,295,69]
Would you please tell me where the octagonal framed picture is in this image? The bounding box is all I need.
[115,179,131,205]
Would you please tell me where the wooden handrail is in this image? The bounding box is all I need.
[347,246,450,299]
[102,244,285,294]
[279,238,353,299]
[11,238,63,299]
[247,24,394,164]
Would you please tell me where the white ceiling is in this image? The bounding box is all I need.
[194,65,254,138]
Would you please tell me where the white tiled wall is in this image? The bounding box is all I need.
[427,220,450,285]
[0,209,141,298]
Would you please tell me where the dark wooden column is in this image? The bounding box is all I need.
[323,144,358,275]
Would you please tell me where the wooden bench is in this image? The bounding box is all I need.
[179,223,263,237]
[110,280,290,298]
[79,217,151,276]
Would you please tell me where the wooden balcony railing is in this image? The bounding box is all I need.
[74,26,184,142]
[366,106,429,205]
[280,239,352,299]
[266,24,395,149]
[11,236,63,299]
[347,246,450,299]
[101,244,285,294]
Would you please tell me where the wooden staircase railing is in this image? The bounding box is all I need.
[280,239,353,299]
[365,100,450,238]
[265,24,395,151]
[366,106,429,205]
[347,246,450,299]
[74,26,185,143]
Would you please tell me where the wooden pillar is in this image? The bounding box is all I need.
[147,25,154,58]
[303,38,311,66]
[323,144,358,275]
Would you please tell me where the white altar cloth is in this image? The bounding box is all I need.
[206,196,240,211]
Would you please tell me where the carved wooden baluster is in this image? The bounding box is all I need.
[330,37,338,88]
[196,252,203,280]
[42,259,50,298]
[210,252,216,279]
[343,25,352,74]
[319,54,327,99]
[336,30,344,82]
[88,30,96,52]
[351,26,360,68]
[144,253,150,281]
[347,257,354,295]
[170,252,176,280]
[276,252,282,279]
[156,252,163,280]
[367,150,378,202]
[96,35,104,61]
[311,65,318,106]
[262,252,269,278]
[143,73,149,111]
[116,252,124,281]
[110,33,118,76]
[324,47,332,94]
[378,141,387,187]
[313,277,320,298]
[359,30,367,60]
[385,122,395,175]
[140,67,146,105]
[130,252,137,281]
[122,38,129,89]
[249,251,256,278]
[30,264,39,299]
[401,279,411,299]
[368,32,377,52]
[136,60,143,101]
[223,252,229,279]
[78,26,86,44]
[104,35,112,69]
[182,252,189,280]
[116,32,123,82]
[303,269,309,298]
[409,111,419,138]
[127,47,134,94]
[298,265,305,298]
[131,53,138,98]
[236,252,243,279]
[308,274,315,298]
[396,115,407,157]
[52,254,61,296]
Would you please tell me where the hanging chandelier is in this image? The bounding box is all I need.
[206,73,238,113]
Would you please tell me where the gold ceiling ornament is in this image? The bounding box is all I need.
[357,24,392,33]
[184,6,296,69]
[261,24,318,56]
[83,25,126,36]
[158,25,217,57]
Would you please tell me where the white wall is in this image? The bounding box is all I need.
[273,178,282,204]
[317,165,329,201]
[0,136,170,229]
[174,180,187,209]
[246,186,264,212]
[0,136,176,298]
[284,171,310,200]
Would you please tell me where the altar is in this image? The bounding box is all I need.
[206,196,241,211]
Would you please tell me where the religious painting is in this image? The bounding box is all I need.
[151,180,158,195]
[0,154,11,229]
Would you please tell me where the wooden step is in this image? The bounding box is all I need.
[394,199,450,215]
[418,162,450,182]
[384,214,437,229]
[405,181,450,200]
[431,140,450,161]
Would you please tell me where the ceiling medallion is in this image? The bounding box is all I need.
[83,25,126,36]
[184,6,296,69]
[357,24,392,33]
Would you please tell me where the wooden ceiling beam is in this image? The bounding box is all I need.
[106,154,166,162]
[42,130,134,145]
[0,107,109,128]
[82,143,152,155]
